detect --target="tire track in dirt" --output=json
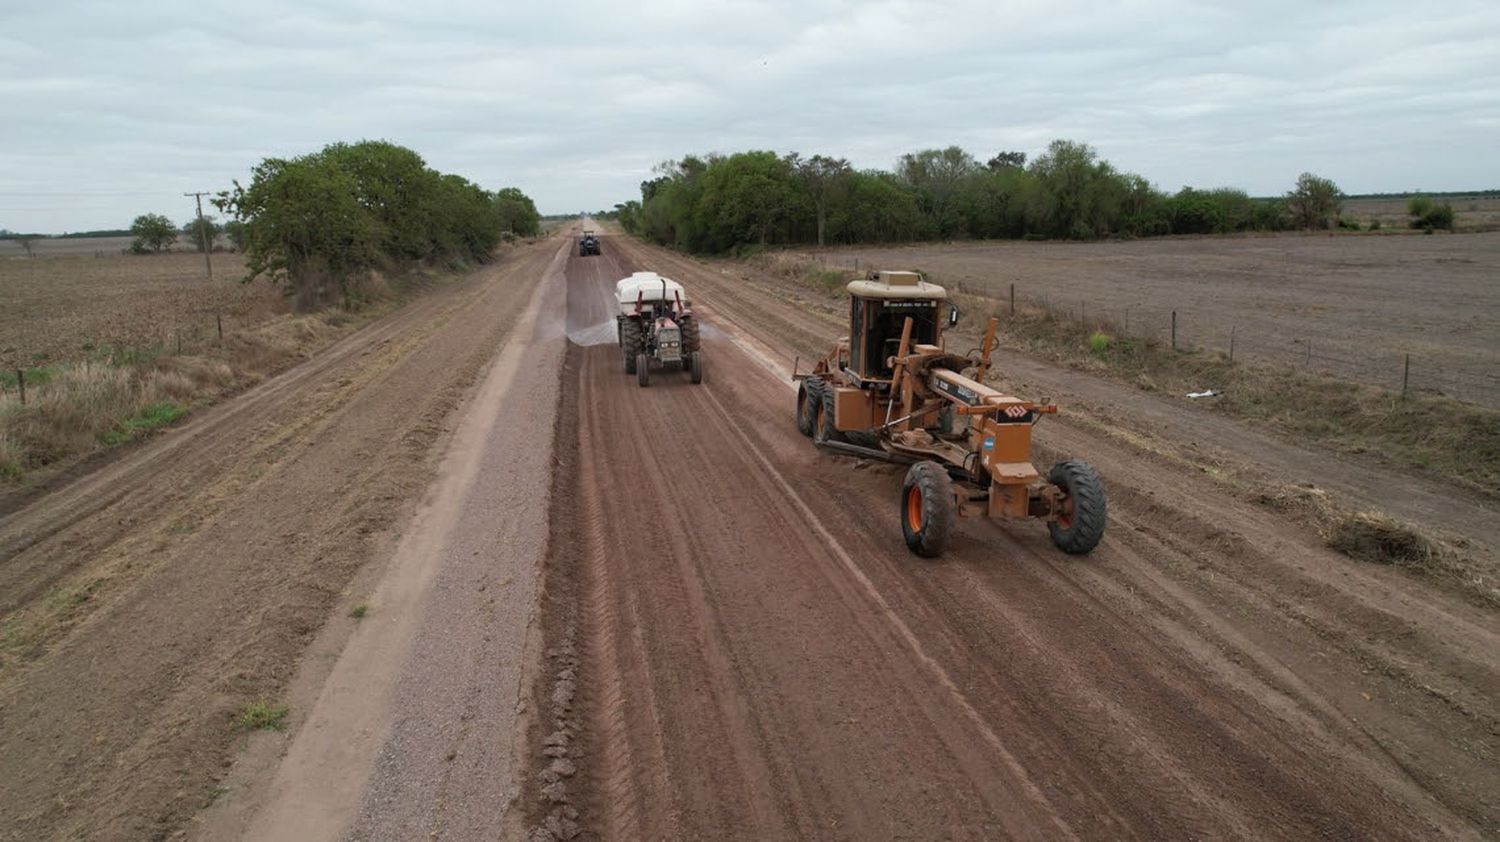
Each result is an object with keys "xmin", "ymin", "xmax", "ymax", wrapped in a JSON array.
[
  {"xmin": 518, "ymin": 233, "xmax": 1494, "ymax": 839},
  {"xmin": 0, "ymin": 239, "xmax": 563, "ymax": 841}
]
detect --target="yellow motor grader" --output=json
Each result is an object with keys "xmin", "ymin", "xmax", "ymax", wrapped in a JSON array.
[{"xmin": 795, "ymin": 271, "xmax": 1105, "ymax": 557}]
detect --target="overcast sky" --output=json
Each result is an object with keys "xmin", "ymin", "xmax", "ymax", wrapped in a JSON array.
[{"xmin": 2, "ymin": 0, "xmax": 1497, "ymax": 233}]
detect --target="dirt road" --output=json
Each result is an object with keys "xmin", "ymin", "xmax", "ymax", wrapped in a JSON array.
[
  {"xmin": 3, "ymin": 225, "xmax": 1496, "ymax": 840},
  {"xmin": 523, "ymin": 234, "xmax": 1499, "ymax": 839},
  {"xmin": 0, "ymin": 235, "xmax": 567, "ymax": 840}
]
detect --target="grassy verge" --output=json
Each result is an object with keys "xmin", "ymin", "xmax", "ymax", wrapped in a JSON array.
[
  {"xmin": 967, "ymin": 294, "xmax": 1499, "ymax": 497},
  {"xmin": 0, "ymin": 307, "xmax": 379, "ymax": 482}
]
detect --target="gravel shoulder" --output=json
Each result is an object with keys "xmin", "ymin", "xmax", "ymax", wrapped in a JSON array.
[{"xmin": 0, "ymin": 236, "xmax": 565, "ymax": 840}]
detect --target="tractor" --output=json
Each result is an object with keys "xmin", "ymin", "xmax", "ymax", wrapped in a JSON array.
[
  {"xmin": 794, "ymin": 270, "xmax": 1105, "ymax": 557},
  {"xmin": 616, "ymin": 272, "xmax": 704, "ymax": 387},
  {"xmin": 579, "ymin": 230, "xmax": 601, "ymax": 257}
]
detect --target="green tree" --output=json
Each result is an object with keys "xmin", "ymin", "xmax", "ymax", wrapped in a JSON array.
[
  {"xmin": 494, "ymin": 187, "xmax": 541, "ymax": 236},
  {"xmin": 1285, "ymin": 172, "xmax": 1343, "ymax": 230},
  {"xmin": 985, "ymin": 151, "xmax": 1027, "ymax": 171},
  {"xmin": 790, "ymin": 153, "xmax": 852, "ymax": 246},
  {"xmin": 216, "ymin": 155, "xmax": 383, "ymax": 309},
  {"xmin": 694, "ymin": 151, "xmax": 807, "ymax": 250},
  {"xmin": 181, "ymin": 215, "xmax": 220, "ymax": 252},
  {"xmin": 130, "ymin": 213, "xmax": 177, "ymax": 253},
  {"xmin": 1025, "ymin": 140, "xmax": 1127, "ymax": 238},
  {"xmin": 896, "ymin": 146, "xmax": 980, "ymax": 237},
  {"xmin": 222, "ymin": 219, "xmax": 247, "ymax": 251}
]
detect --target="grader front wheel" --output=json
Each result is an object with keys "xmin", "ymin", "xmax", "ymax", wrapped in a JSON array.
[
  {"xmin": 796, "ymin": 381, "xmax": 821, "ymax": 437},
  {"xmin": 901, "ymin": 461, "xmax": 954, "ymax": 557},
  {"xmin": 1046, "ymin": 459, "xmax": 1106, "ymax": 555}
]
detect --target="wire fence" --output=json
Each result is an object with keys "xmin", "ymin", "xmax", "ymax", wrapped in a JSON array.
[
  {"xmin": 809, "ymin": 254, "xmax": 1499, "ymax": 408},
  {"xmin": 987, "ymin": 282, "xmax": 1500, "ymax": 408},
  {"xmin": 1, "ymin": 309, "xmax": 249, "ymax": 406}
]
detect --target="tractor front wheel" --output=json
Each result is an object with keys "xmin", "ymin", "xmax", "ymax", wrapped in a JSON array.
[
  {"xmin": 901, "ymin": 461, "xmax": 954, "ymax": 557},
  {"xmin": 689, "ymin": 351, "xmax": 704, "ymax": 384},
  {"xmin": 637, "ymin": 354, "xmax": 651, "ymax": 387},
  {"xmin": 1046, "ymin": 460, "xmax": 1106, "ymax": 555}
]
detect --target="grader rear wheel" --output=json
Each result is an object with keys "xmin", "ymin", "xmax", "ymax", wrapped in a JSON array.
[{"xmin": 901, "ymin": 461, "xmax": 954, "ymax": 557}]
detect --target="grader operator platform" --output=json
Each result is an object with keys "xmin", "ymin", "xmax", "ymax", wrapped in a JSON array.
[{"xmin": 795, "ymin": 270, "xmax": 1106, "ymax": 557}]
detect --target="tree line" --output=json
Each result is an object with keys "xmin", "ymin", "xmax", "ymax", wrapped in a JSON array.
[
  {"xmin": 205, "ymin": 140, "xmax": 540, "ymax": 308},
  {"xmin": 609, "ymin": 141, "xmax": 1365, "ymax": 254}
]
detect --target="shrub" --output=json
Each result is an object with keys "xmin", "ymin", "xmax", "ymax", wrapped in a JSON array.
[
  {"xmin": 1412, "ymin": 202, "xmax": 1455, "ymax": 231},
  {"xmin": 1406, "ymin": 196, "xmax": 1433, "ymax": 217},
  {"xmin": 1089, "ymin": 331, "xmax": 1113, "ymax": 355},
  {"xmin": 1286, "ymin": 173, "xmax": 1343, "ymax": 229}
]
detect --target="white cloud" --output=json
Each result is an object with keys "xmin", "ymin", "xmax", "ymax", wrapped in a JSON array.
[{"xmin": 1, "ymin": 0, "xmax": 1497, "ymax": 231}]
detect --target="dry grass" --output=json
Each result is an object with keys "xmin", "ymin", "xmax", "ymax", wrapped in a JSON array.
[
  {"xmin": 957, "ymin": 291, "xmax": 1500, "ymax": 497},
  {"xmin": 0, "ymin": 250, "xmax": 281, "ymax": 371},
  {"xmin": 0, "ymin": 309, "xmax": 367, "ymax": 482}
]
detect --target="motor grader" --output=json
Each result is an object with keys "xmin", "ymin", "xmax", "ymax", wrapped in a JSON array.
[{"xmin": 794, "ymin": 270, "xmax": 1105, "ymax": 557}]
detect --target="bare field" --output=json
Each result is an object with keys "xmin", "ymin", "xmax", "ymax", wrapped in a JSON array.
[
  {"xmin": 0, "ymin": 249, "xmax": 282, "ymax": 370},
  {"xmin": 795, "ymin": 231, "xmax": 1500, "ymax": 407},
  {"xmin": 1344, "ymin": 195, "xmax": 1500, "ymax": 231}
]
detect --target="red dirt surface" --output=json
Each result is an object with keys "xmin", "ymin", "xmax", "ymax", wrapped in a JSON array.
[
  {"xmin": 2, "ymin": 225, "xmax": 1495, "ymax": 840},
  {"xmin": 522, "ymin": 233, "xmax": 1498, "ymax": 840}
]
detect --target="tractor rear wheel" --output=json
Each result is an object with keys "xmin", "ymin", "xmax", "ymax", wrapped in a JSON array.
[
  {"xmin": 689, "ymin": 351, "xmax": 704, "ymax": 384},
  {"xmin": 796, "ymin": 380, "xmax": 821, "ymax": 437},
  {"xmin": 622, "ymin": 320, "xmax": 642, "ymax": 374},
  {"xmin": 681, "ymin": 317, "xmax": 701, "ymax": 353},
  {"xmin": 901, "ymin": 461, "xmax": 954, "ymax": 557},
  {"xmin": 1045, "ymin": 460, "xmax": 1106, "ymax": 554},
  {"xmin": 637, "ymin": 354, "xmax": 650, "ymax": 387},
  {"xmin": 813, "ymin": 384, "xmax": 845, "ymax": 443}
]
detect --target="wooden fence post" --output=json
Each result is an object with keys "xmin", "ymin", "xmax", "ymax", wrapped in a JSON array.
[
  {"xmin": 1171, "ymin": 311, "xmax": 1177, "ymax": 351},
  {"xmin": 16, "ymin": 369, "xmax": 25, "ymax": 406},
  {"xmin": 216, "ymin": 314, "xmax": 224, "ymax": 341},
  {"xmin": 1402, "ymin": 353, "xmax": 1410, "ymax": 399},
  {"xmin": 1009, "ymin": 283, "xmax": 1015, "ymax": 316},
  {"xmin": 1229, "ymin": 325, "xmax": 1236, "ymax": 362}
]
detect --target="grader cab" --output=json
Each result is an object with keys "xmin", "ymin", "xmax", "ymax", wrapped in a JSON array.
[{"xmin": 795, "ymin": 270, "xmax": 1105, "ymax": 557}]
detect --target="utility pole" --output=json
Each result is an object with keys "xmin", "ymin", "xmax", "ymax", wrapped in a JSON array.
[{"xmin": 184, "ymin": 191, "xmax": 213, "ymax": 280}]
